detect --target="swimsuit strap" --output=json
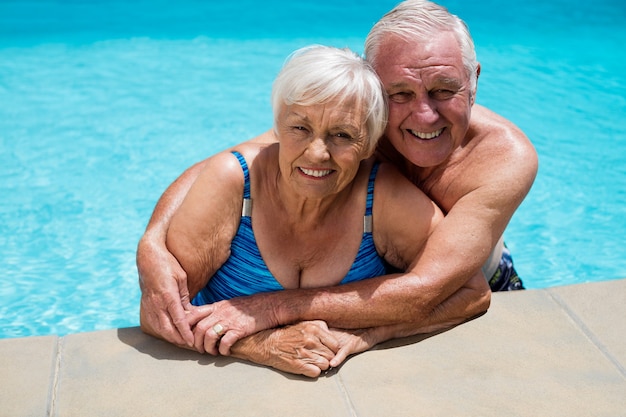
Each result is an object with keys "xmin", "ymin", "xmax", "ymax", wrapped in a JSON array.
[
  {"xmin": 365, "ymin": 162, "xmax": 379, "ymax": 215},
  {"xmin": 230, "ymin": 151, "xmax": 378, "ymax": 227},
  {"xmin": 231, "ymin": 151, "xmax": 251, "ymax": 198},
  {"xmin": 363, "ymin": 162, "xmax": 380, "ymax": 233},
  {"xmin": 231, "ymin": 151, "xmax": 252, "ymax": 217}
]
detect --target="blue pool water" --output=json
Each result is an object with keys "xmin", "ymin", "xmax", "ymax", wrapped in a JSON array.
[{"xmin": 1, "ymin": 0, "xmax": 625, "ymax": 338}]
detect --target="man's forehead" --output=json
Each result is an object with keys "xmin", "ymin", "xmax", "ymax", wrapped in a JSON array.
[
  {"xmin": 378, "ymin": 33, "xmax": 463, "ymax": 61},
  {"xmin": 381, "ymin": 63, "xmax": 467, "ymax": 85}
]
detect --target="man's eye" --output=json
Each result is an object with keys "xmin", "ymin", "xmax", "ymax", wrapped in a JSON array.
[
  {"xmin": 389, "ymin": 92, "xmax": 412, "ymax": 103},
  {"xmin": 431, "ymin": 89, "xmax": 455, "ymax": 99}
]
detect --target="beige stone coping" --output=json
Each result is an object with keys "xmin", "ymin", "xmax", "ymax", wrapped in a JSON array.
[{"xmin": 2, "ymin": 278, "xmax": 625, "ymax": 416}]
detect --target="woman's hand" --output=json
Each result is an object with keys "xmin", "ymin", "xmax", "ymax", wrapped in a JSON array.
[{"xmin": 230, "ymin": 321, "xmax": 340, "ymax": 378}]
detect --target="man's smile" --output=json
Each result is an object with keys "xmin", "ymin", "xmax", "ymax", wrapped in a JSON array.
[{"xmin": 407, "ymin": 127, "xmax": 444, "ymax": 140}]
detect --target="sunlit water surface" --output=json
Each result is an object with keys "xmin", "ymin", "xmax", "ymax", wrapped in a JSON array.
[{"xmin": 1, "ymin": 0, "xmax": 625, "ymax": 337}]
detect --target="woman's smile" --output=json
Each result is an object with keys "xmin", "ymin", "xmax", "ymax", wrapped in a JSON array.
[{"xmin": 298, "ymin": 167, "xmax": 335, "ymax": 178}]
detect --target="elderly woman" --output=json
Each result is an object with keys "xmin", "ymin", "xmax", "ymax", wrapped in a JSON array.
[{"xmin": 141, "ymin": 45, "xmax": 443, "ymax": 376}]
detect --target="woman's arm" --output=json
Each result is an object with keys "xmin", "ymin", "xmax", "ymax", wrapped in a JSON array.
[{"xmin": 166, "ymin": 152, "xmax": 246, "ymax": 296}]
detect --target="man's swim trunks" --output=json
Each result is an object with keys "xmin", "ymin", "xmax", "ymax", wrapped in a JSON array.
[{"xmin": 488, "ymin": 244, "xmax": 525, "ymax": 291}]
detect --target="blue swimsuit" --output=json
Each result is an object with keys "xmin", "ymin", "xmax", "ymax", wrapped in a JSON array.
[{"xmin": 192, "ymin": 151, "xmax": 387, "ymax": 305}]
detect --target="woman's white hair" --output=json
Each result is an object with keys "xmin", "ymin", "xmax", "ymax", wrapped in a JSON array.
[
  {"xmin": 272, "ymin": 45, "xmax": 387, "ymax": 154},
  {"xmin": 365, "ymin": 0, "xmax": 479, "ymax": 92}
]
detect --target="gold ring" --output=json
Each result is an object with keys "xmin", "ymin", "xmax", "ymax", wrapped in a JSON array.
[{"xmin": 212, "ymin": 323, "xmax": 225, "ymax": 336}]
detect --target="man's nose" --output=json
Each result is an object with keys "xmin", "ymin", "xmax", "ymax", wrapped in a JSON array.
[{"xmin": 410, "ymin": 97, "xmax": 438, "ymax": 124}]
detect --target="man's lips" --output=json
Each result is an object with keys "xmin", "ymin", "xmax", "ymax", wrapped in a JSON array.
[{"xmin": 407, "ymin": 127, "xmax": 444, "ymax": 139}]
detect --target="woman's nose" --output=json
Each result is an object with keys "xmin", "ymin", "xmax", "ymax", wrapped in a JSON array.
[{"xmin": 306, "ymin": 137, "xmax": 330, "ymax": 161}]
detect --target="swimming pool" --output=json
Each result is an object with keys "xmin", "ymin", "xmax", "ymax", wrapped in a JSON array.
[{"xmin": 1, "ymin": 0, "xmax": 625, "ymax": 338}]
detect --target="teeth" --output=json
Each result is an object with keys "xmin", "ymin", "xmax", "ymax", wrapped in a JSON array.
[
  {"xmin": 300, "ymin": 168, "xmax": 332, "ymax": 178},
  {"xmin": 409, "ymin": 128, "xmax": 444, "ymax": 139}
]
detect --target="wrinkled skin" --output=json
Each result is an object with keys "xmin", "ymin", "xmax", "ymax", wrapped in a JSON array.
[{"xmin": 229, "ymin": 321, "xmax": 377, "ymax": 378}]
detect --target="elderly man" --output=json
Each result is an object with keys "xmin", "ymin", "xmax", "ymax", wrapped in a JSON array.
[{"xmin": 137, "ymin": 0, "xmax": 537, "ymax": 373}]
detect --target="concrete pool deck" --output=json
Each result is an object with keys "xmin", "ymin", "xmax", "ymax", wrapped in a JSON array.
[{"xmin": 2, "ymin": 278, "xmax": 625, "ymax": 417}]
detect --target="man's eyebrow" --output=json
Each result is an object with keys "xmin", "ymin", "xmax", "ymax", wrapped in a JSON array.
[
  {"xmin": 436, "ymin": 77, "xmax": 463, "ymax": 87},
  {"xmin": 387, "ymin": 82, "xmax": 410, "ymax": 89}
]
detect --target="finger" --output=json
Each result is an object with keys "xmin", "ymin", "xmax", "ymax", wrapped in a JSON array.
[
  {"xmin": 168, "ymin": 303, "xmax": 194, "ymax": 347},
  {"xmin": 151, "ymin": 315, "xmax": 185, "ymax": 346},
  {"xmin": 158, "ymin": 316, "xmax": 186, "ymax": 346},
  {"xmin": 186, "ymin": 305, "xmax": 214, "ymax": 327},
  {"xmin": 202, "ymin": 323, "xmax": 226, "ymax": 356},
  {"xmin": 295, "ymin": 353, "xmax": 330, "ymax": 378},
  {"xmin": 302, "ymin": 337, "xmax": 337, "ymax": 361},
  {"xmin": 218, "ymin": 330, "xmax": 239, "ymax": 356},
  {"xmin": 300, "ymin": 364, "xmax": 323, "ymax": 378},
  {"xmin": 316, "ymin": 330, "xmax": 340, "ymax": 354},
  {"xmin": 191, "ymin": 325, "xmax": 206, "ymax": 354},
  {"xmin": 140, "ymin": 299, "xmax": 185, "ymax": 346},
  {"xmin": 330, "ymin": 346, "xmax": 350, "ymax": 368},
  {"xmin": 191, "ymin": 318, "xmax": 217, "ymax": 354},
  {"xmin": 308, "ymin": 320, "xmax": 330, "ymax": 331},
  {"xmin": 308, "ymin": 355, "xmax": 333, "ymax": 377},
  {"xmin": 177, "ymin": 273, "xmax": 192, "ymax": 306}
]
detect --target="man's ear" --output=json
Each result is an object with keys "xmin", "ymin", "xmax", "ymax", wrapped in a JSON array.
[{"xmin": 471, "ymin": 63, "xmax": 481, "ymax": 106}]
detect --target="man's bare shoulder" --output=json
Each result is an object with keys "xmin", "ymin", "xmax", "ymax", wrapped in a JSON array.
[
  {"xmin": 466, "ymin": 104, "xmax": 537, "ymax": 172},
  {"xmin": 469, "ymin": 105, "xmax": 533, "ymax": 152},
  {"xmin": 432, "ymin": 104, "xmax": 537, "ymax": 210}
]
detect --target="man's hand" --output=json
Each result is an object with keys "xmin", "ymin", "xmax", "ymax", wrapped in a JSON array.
[
  {"xmin": 186, "ymin": 293, "xmax": 282, "ymax": 355},
  {"xmin": 138, "ymin": 236, "xmax": 194, "ymax": 348},
  {"xmin": 328, "ymin": 327, "xmax": 382, "ymax": 368}
]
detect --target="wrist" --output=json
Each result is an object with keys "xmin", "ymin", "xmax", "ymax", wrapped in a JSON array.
[{"xmin": 268, "ymin": 290, "xmax": 304, "ymax": 327}]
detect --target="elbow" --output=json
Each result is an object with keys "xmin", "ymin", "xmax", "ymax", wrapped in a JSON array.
[
  {"xmin": 477, "ymin": 285, "xmax": 491, "ymax": 316},
  {"xmin": 469, "ymin": 281, "xmax": 491, "ymax": 322}
]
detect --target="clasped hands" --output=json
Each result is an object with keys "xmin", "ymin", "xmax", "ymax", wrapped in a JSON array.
[{"xmin": 182, "ymin": 298, "xmax": 378, "ymax": 378}]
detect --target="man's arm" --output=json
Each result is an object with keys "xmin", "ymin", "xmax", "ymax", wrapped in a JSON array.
[
  {"xmin": 329, "ymin": 266, "xmax": 489, "ymax": 367},
  {"xmin": 188, "ymin": 162, "xmax": 498, "ymax": 354},
  {"xmin": 271, "ymin": 105, "xmax": 537, "ymax": 329},
  {"xmin": 187, "ymin": 110, "xmax": 536, "ymax": 355},
  {"xmin": 193, "ymin": 242, "xmax": 492, "ymax": 354},
  {"xmin": 138, "ymin": 130, "xmax": 277, "ymax": 346},
  {"xmin": 137, "ymin": 159, "xmax": 208, "ymax": 347}
]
